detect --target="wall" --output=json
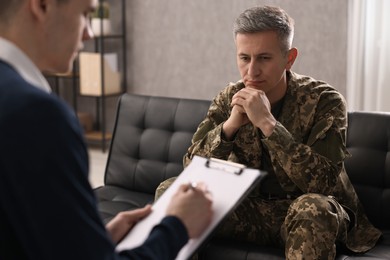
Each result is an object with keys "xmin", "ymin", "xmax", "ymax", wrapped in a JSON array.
[
  {"xmin": 119, "ymin": 0, "xmax": 348, "ymax": 100},
  {"xmin": 63, "ymin": 0, "xmax": 347, "ymax": 134}
]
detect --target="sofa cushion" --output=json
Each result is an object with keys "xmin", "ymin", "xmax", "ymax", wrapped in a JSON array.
[
  {"xmin": 345, "ymin": 112, "xmax": 390, "ymax": 230},
  {"xmin": 199, "ymin": 233, "xmax": 390, "ymax": 259},
  {"xmin": 95, "ymin": 94, "xmax": 390, "ymax": 259},
  {"xmin": 95, "ymin": 185, "xmax": 154, "ymax": 223},
  {"xmin": 95, "ymin": 94, "xmax": 210, "ymax": 222}
]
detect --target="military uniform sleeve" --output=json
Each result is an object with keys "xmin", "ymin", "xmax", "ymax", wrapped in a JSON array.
[
  {"xmin": 119, "ymin": 216, "xmax": 188, "ymax": 260},
  {"xmin": 262, "ymin": 89, "xmax": 349, "ymax": 194},
  {"xmin": 184, "ymin": 84, "xmax": 241, "ymax": 167}
]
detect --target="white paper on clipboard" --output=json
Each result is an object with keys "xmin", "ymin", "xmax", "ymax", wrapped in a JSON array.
[{"xmin": 116, "ymin": 155, "xmax": 267, "ymax": 259}]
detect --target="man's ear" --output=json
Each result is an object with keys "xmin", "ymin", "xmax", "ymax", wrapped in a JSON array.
[
  {"xmin": 29, "ymin": 0, "xmax": 49, "ymax": 21},
  {"xmin": 286, "ymin": 47, "xmax": 298, "ymax": 70}
]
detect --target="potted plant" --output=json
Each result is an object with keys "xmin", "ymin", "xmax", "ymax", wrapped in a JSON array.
[{"xmin": 91, "ymin": 1, "xmax": 111, "ymax": 36}]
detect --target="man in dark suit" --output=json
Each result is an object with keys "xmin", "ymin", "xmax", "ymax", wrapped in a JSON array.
[{"xmin": 0, "ymin": 0, "xmax": 213, "ymax": 259}]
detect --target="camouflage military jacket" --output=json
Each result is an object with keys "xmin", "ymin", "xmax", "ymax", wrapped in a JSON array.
[{"xmin": 184, "ymin": 71, "xmax": 381, "ymax": 253}]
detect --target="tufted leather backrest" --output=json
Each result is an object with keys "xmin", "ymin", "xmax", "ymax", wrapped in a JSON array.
[
  {"xmin": 104, "ymin": 93, "xmax": 210, "ymax": 194},
  {"xmin": 345, "ymin": 111, "xmax": 390, "ymax": 230},
  {"xmin": 104, "ymin": 95, "xmax": 390, "ymax": 230}
]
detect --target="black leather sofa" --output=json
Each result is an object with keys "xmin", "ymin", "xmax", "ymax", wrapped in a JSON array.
[{"xmin": 95, "ymin": 93, "xmax": 390, "ymax": 259}]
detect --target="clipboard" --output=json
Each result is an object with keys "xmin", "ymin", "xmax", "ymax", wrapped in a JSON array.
[{"xmin": 116, "ymin": 155, "xmax": 267, "ymax": 259}]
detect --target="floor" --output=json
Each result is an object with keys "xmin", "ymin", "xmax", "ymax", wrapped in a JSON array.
[{"xmin": 88, "ymin": 148, "xmax": 108, "ymax": 188}]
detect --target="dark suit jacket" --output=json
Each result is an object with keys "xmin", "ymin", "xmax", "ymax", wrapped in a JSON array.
[{"xmin": 0, "ymin": 60, "xmax": 188, "ymax": 259}]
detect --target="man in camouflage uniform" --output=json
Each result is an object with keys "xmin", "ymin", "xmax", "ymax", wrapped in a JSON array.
[{"xmin": 156, "ymin": 6, "xmax": 381, "ymax": 259}]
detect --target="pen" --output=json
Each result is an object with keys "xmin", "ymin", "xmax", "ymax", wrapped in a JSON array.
[{"xmin": 189, "ymin": 182, "xmax": 198, "ymax": 190}]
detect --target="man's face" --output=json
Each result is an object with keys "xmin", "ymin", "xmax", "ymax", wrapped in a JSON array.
[
  {"xmin": 42, "ymin": 0, "xmax": 97, "ymax": 73},
  {"xmin": 235, "ymin": 31, "xmax": 293, "ymax": 103}
]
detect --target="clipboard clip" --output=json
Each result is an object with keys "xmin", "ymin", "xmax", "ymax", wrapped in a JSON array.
[{"xmin": 205, "ymin": 158, "xmax": 246, "ymax": 175}]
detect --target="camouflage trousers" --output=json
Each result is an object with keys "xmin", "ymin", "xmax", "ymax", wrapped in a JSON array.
[{"xmin": 156, "ymin": 178, "xmax": 350, "ymax": 260}]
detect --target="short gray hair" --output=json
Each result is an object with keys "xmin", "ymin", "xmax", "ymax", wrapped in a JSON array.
[
  {"xmin": 0, "ymin": 0, "xmax": 23, "ymax": 23},
  {"xmin": 233, "ymin": 6, "xmax": 295, "ymax": 54},
  {"xmin": 0, "ymin": 0, "xmax": 69, "ymax": 24}
]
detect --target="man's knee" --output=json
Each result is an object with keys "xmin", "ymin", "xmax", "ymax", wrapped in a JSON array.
[
  {"xmin": 154, "ymin": 177, "xmax": 177, "ymax": 201},
  {"xmin": 281, "ymin": 194, "xmax": 339, "ymax": 259},
  {"xmin": 282, "ymin": 193, "xmax": 345, "ymax": 243},
  {"xmin": 281, "ymin": 193, "xmax": 349, "ymax": 259},
  {"xmin": 287, "ymin": 193, "xmax": 334, "ymax": 218},
  {"xmin": 285, "ymin": 193, "xmax": 349, "ymax": 229}
]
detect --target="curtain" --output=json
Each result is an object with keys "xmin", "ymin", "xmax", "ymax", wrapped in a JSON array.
[{"xmin": 347, "ymin": 0, "xmax": 390, "ymax": 111}]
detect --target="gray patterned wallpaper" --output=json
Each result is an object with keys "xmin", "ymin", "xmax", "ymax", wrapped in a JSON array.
[
  {"xmin": 116, "ymin": 0, "xmax": 347, "ymax": 99},
  {"xmin": 67, "ymin": 0, "xmax": 347, "ymax": 134}
]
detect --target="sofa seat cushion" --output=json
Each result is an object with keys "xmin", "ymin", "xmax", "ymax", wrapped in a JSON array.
[
  {"xmin": 354, "ymin": 230, "xmax": 390, "ymax": 259},
  {"xmin": 200, "ymin": 231, "xmax": 390, "ymax": 260},
  {"xmin": 199, "ymin": 239, "xmax": 284, "ymax": 260},
  {"xmin": 95, "ymin": 185, "xmax": 153, "ymax": 223},
  {"xmin": 94, "ymin": 95, "xmax": 390, "ymax": 259}
]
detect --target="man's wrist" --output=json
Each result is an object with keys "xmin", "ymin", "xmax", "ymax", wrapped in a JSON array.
[
  {"xmin": 258, "ymin": 117, "xmax": 277, "ymax": 137},
  {"xmin": 222, "ymin": 121, "xmax": 239, "ymax": 141}
]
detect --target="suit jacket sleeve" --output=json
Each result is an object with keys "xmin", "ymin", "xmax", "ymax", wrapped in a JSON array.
[{"xmin": 0, "ymin": 88, "xmax": 187, "ymax": 259}]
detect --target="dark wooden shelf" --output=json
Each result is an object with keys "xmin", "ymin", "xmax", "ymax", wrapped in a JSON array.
[
  {"xmin": 43, "ymin": 72, "xmax": 79, "ymax": 78},
  {"xmin": 44, "ymin": 0, "xmax": 127, "ymax": 152},
  {"xmin": 84, "ymin": 131, "xmax": 112, "ymax": 142},
  {"xmin": 94, "ymin": 34, "xmax": 123, "ymax": 39}
]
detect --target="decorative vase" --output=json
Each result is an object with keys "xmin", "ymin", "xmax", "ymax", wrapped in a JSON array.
[{"xmin": 91, "ymin": 18, "xmax": 112, "ymax": 36}]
